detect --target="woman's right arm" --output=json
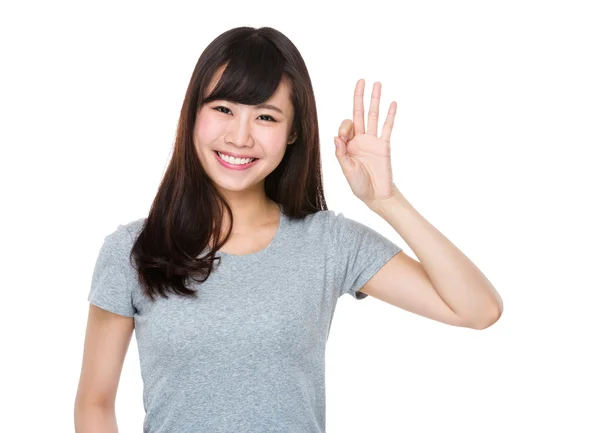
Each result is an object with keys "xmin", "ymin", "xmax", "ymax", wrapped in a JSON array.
[{"xmin": 74, "ymin": 303, "xmax": 134, "ymax": 432}]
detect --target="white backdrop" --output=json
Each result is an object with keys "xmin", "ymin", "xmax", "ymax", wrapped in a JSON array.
[{"xmin": 1, "ymin": 0, "xmax": 598, "ymax": 431}]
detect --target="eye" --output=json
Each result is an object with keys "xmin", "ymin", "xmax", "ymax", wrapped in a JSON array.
[
  {"xmin": 213, "ymin": 106, "xmax": 231, "ymax": 115},
  {"xmin": 212, "ymin": 106, "xmax": 276, "ymax": 122}
]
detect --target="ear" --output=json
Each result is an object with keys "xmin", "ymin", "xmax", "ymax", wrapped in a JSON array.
[{"xmin": 288, "ymin": 130, "xmax": 298, "ymax": 145}]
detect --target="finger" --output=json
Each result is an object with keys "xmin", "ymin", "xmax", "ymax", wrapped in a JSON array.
[
  {"xmin": 366, "ymin": 81, "xmax": 381, "ymax": 136},
  {"xmin": 338, "ymin": 119, "xmax": 353, "ymax": 141},
  {"xmin": 380, "ymin": 101, "xmax": 397, "ymax": 143},
  {"xmin": 344, "ymin": 121, "xmax": 355, "ymax": 142},
  {"xmin": 353, "ymin": 79, "xmax": 365, "ymax": 135}
]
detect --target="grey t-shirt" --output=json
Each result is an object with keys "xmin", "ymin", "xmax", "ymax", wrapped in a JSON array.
[{"xmin": 87, "ymin": 206, "xmax": 402, "ymax": 433}]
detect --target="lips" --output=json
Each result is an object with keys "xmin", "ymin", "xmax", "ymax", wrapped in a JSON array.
[
  {"xmin": 213, "ymin": 150, "xmax": 260, "ymax": 170},
  {"xmin": 215, "ymin": 150, "xmax": 259, "ymax": 160}
]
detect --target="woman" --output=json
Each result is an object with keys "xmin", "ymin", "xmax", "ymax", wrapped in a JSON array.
[{"xmin": 74, "ymin": 26, "xmax": 502, "ymax": 433}]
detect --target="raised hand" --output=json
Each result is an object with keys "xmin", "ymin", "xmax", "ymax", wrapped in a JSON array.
[{"xmin": 334, "ymin": 79, "xmax": 399, "ymax": 209}]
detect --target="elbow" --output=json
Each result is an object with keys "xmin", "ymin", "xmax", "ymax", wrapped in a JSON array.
[
  {"xmin": 473, "ymin": 307, "xmax": 502, "ymax": 330},
  {"xmin": 74, "ymin": 400, "xmax": 118, "ymax": 432}
]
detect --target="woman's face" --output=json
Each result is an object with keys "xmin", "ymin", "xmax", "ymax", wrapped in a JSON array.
[{"xmin": 193, "ymin": 70, "xmax": 296, "ymax": 195}]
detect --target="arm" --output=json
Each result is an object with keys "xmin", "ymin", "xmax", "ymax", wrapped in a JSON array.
[
  {"xmin": 368, "ymin": 188, "xmax": 503, "ymax": 329},
  {"xmin": 74, "ymin": 303, "xmax": 134, "ymax": 432}
]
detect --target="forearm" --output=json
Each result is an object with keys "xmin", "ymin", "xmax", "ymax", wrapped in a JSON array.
[
  {"xmin": 368, "ymin": 187, "xmax": 503, "ymax": 326},
  {"xmin": 74, "ymin": 402, "xmax": 119, "ymax": 433}
]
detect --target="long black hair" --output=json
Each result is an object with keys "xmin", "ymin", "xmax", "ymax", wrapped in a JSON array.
[{"xmin": 130, "ymin": 26, "xmax": 328, "ymax": 302}]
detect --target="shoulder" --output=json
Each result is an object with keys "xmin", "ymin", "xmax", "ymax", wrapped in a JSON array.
[
  {"xmin": 290, "ymin": 209, "xmax": 364, "ymax": 247},
  {"xmin": 321, "ymin": 209, "xmax": 361, "ymax": 233},
  {"xmin": 122, "ymin": 217, "xmax": 146, "ymax": 239},
  {"xmin": 287, "ymin": 209, "xmax": 363, "ymax": 235},
  {"xmin": 100, "ymin": 217, "xmax": 145, "ymax": 251}
]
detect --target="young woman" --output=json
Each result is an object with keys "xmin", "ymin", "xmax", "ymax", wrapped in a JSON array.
[{"xmin": 75, "ymin": 26, "xmax": 502, "ymax": 433}]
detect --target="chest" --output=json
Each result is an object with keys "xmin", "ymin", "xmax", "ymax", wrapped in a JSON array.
[{"xmin": 132, "ymin": 253, "xmax": 338, "ymax": 364}]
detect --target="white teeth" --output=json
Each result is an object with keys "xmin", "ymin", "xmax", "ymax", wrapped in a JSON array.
[{"xmin": 217, "ymin": 151, "xmax": 256, "ymax": 165}]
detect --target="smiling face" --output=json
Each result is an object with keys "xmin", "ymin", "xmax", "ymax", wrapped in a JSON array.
[{"xmin": 193, "ymin": 66, "xmax": 297, "ymax": 196}]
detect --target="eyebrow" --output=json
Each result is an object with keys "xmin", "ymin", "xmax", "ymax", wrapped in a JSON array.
[
  {"xmin": 215, "ymin": 100, "xmax": 285, "ymax": 115},
  {"xmin": 255, "ymin": 103, "xmax": 284, "ymax": 114}
]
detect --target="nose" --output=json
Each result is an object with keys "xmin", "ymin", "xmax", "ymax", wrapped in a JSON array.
[{"xmin": 224, "ymin": 112, "xmax": 253, "ymax": 147}]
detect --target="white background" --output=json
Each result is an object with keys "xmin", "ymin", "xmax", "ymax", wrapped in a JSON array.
[{"xmin": 1, "ymin": 0, "xmax": 598, "ymax": 431}]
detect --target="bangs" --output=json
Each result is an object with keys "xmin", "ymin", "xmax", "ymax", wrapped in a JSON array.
[{"xmin": 201, "ymin": 37, "xmax": 287, "ymax": 107}]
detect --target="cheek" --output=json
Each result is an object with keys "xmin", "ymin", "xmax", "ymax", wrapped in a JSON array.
[
  {"xmin": 194, "ymin": 118, "xmax": 219, "ymax": 143},
  {"xmin": 257, "ymin": 128, "xmax": 289, "ymax": 151}
]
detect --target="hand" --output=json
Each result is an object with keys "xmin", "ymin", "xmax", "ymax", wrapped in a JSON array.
[{"xmin": 334, "ymin": 79, "xmax": 398, "ymax": 209}]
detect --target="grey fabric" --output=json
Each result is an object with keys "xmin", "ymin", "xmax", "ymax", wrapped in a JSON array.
[{"xmin": 88, "ymin": 206, "xmax": 402, "ymax": 432}]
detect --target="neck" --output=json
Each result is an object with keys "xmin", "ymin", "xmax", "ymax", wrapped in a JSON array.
[{"xmin": 219, "ymin": 196, "xmax": 279, "ymax": 235}]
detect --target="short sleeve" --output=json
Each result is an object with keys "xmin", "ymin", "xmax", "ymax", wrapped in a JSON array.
[
  {"xmin": 329, "ymin": 211, "xmax": 402, "ymax": 300},
  {"xmin": 87, "ymin": 224, "xmax": 137, "ymax": 317}
]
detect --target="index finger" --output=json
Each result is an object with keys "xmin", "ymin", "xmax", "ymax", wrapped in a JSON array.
[{"xmin": 353, "ymin": 79, "xmax": 365, "ymax": 135}]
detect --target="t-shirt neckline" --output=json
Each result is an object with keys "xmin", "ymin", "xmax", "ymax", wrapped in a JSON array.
[{"xmin": 217, "ymin": 203, "xmax": 286, "ymax": 260}]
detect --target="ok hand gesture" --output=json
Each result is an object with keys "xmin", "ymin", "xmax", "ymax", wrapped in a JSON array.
[{"xmin": 334, "ymin": 79, "xmax": 399, "ymax": 209}]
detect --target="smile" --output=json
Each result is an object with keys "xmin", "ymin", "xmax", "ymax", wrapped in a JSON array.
[{"xmin": 214, "ymin": 151, "xmax": 260, "ymax": 170}]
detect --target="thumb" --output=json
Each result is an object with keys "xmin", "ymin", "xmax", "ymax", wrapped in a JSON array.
[
  {"xmin": 334, "ymin": 136, "xmax": 354, "ymax": 175},
  {"xmin": 334, "ymin": 136, "xmax": 348, "ymax": 160}
]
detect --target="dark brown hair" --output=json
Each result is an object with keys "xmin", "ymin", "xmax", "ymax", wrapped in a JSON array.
[{"xmin": 130, "ymin": 26, "xmax": 328, "ymax": 302}]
